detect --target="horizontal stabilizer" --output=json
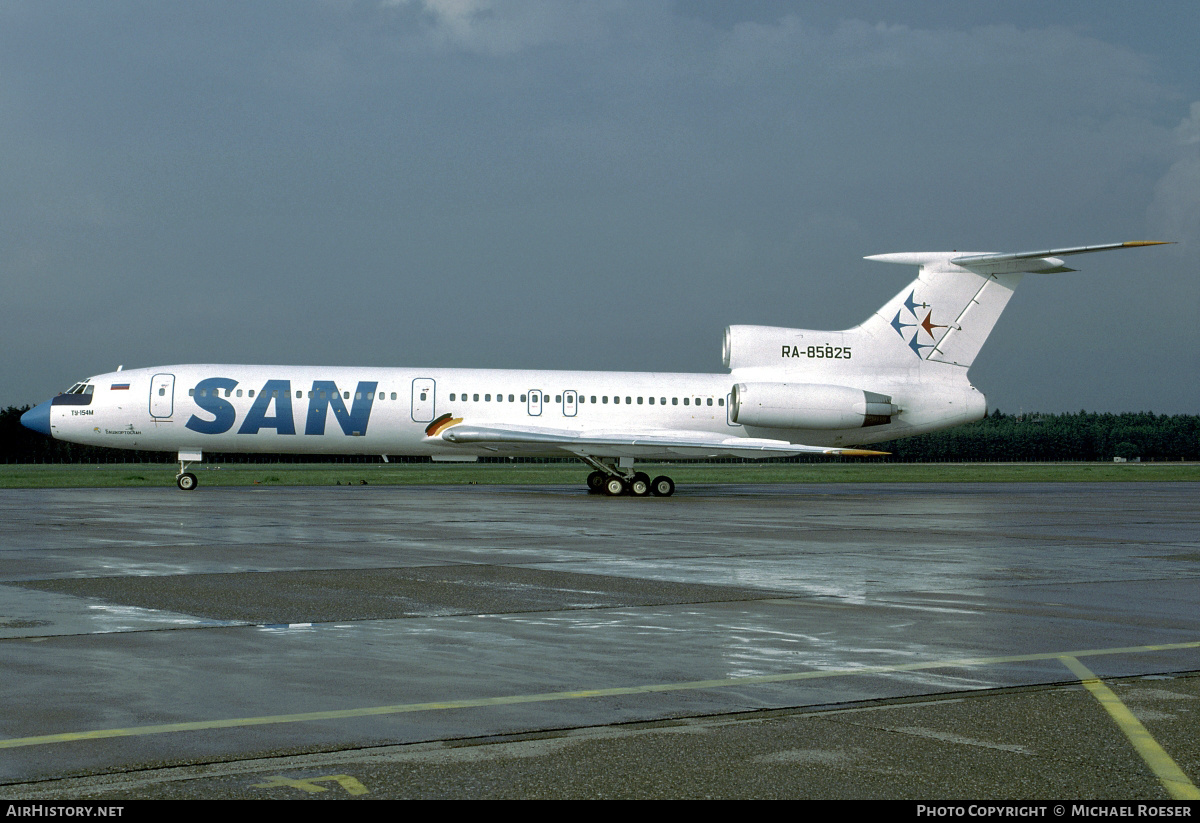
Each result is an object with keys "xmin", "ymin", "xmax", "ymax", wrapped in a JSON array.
[
  {"xmin": 867, "ymin": 241, "xmax": 1171, "ymax": 275},
  {"xmin": 950, "ymin": 241, "xmax": 1172, "ymax": 275}
]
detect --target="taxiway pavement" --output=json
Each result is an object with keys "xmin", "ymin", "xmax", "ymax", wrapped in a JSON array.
[{"xmin": 1, "ymin": 482, "xmax": 1197, "ymax": 799}]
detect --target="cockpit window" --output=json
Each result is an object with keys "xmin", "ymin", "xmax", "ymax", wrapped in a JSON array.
[{"xmin": 63, "ymin": 382, "xmax": 94, "ymax": 395}]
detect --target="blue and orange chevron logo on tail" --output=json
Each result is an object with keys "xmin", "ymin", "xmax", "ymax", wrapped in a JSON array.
[{"xmin": 892, "ymin": 291, "xmax": 951, "ymax": 358}]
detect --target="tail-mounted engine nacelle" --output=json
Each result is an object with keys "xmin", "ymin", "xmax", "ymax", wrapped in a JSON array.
[{"xmin": 730, "ymin": 382, "xmax": 898, "ymax": 429}]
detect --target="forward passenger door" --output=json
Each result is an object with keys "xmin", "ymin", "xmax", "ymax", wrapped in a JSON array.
[{"xmin": 150, "ymin": 373, "xmax": 175, "ymax": 419}]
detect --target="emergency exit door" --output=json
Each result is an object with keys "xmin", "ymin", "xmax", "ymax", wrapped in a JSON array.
[{"xmin": 527, "ymin": 389, "xmax": 543, "ymax": 416}]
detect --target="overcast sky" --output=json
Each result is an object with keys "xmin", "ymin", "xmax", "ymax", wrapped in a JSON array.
[{"xmin": 3, "ymin": 1, "xmax": 1197, "ymax": 414}]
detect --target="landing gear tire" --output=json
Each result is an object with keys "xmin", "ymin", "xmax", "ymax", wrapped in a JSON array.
[
  {"xmin": 650, "ymin": 475, "xmax": 675, "ymax": 497},
  {"xmin": 587, "ymin": 471, "xmax": 606, "ymax": 494},
  {"xmin": 603, "ymin": 476, "xmax": 627, "ymax": 496},
  {"xmin": 629, "ymin": 473, "xmax": 651, "ymax": 497},
  {"xmin": 177, "ymin": 472, "xmax": 198, "ymax": 491}
]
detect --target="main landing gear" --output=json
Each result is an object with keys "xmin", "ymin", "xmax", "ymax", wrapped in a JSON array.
[{"xmin": 582, "ymin": 459, "xmax": 675, "ymax": 497}]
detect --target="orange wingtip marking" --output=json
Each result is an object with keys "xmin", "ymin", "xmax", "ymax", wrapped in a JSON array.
[
  {"xmin": 1121, "ymin": 241, "xmax": 1174, "ymax": 247},
  {"xmin": 832, "ymin": 449, "xmax": 890, "ymax": 457},
  {"xmin": 424, "ymin": 414, "xmax": 463, "ymax": 437}
]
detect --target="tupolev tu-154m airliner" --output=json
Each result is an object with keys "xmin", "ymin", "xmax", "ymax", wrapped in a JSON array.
[{"xmin": 21, "ymin": 241, "xmax": 1169, "ymax": 496}]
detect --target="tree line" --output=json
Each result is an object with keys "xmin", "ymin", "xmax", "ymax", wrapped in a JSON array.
[
  {"xmin": 874, "ymin": 409, "xmax": 1199, "ymax": 462},
  {"xmin": 1, "ymin": 405, "xmax": 1196, "ymax": 464}
]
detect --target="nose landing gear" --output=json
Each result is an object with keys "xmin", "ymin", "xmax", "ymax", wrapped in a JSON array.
[{"xmin": 176, "ymin": 450, "xmax": 202, "ymax": 491}]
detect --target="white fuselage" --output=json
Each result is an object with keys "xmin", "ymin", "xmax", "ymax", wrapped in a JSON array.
[{"xmin": 42, "ymin": 361, "xmax": 983, "ymax": 459}]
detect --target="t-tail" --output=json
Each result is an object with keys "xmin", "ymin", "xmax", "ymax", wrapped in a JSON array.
[
  {"xmin": 722, "ymin": 241, "xmax": 1171, "ymax": 445},
  {"xmin": 726, "ymin": 241, "xmax": 1171, "ymax": 375}
]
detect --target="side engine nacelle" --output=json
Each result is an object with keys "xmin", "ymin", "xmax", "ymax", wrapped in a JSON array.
[{"xmin": 730, "ymin": 382, "xmax": 898, "ymax": 429}]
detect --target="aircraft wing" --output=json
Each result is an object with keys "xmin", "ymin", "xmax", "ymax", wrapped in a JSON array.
[{"xmin": 433, "ymin": 422, "xmax": 887, "ymax": 459}]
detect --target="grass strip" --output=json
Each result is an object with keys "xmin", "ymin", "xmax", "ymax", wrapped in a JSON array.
[{"xmin": 1, "ymin": 461, "xmax": 1198, "ymax": 488}]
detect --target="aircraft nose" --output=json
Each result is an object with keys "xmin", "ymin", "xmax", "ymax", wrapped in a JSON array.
[{"xmin": 21, "ymin": 399, "xmax": 53, "ymax": 437}]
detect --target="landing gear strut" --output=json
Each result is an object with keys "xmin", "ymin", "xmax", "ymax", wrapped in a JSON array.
[
  {"xmin": 580, "ymin": 457, "xmax": 674, "ymax": 497},
  {"xmin": 176, "ymin": 450, "xmax": 201, "ymax": 491}
]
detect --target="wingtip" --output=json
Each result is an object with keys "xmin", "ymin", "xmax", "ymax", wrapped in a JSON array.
[{"xmin": 1122, "ymin": 241, "xmax": 1174, "ymax": 247}]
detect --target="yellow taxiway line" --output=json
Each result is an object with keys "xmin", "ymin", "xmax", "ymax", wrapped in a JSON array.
[
  {"xmin": 1059, "ymin": 655, "xmax": 1199, "ymax": 800},
  {"xmin": 3, "ymin": 639, "xmax": 1197, "ymax": 771}
]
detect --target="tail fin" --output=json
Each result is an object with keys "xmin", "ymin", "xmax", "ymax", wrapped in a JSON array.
[
  {"xmin": 858, "ymin": 241, "xmax": 1172, "ymax": 370},
  {"xmin": 723, "ymin": 242, "xmax": 1169, "ymax": 374}
]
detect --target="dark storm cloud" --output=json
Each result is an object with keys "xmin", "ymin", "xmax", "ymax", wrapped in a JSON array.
[{"xmin": 2, "ymin": 1, "xmax": 1196, "ymax": 412}]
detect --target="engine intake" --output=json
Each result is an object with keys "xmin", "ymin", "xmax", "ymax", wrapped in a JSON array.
[{"xmin": 730, "ymin": 382, "xmax": 897, "ymax": 429}]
